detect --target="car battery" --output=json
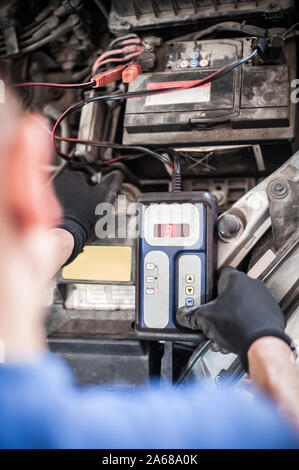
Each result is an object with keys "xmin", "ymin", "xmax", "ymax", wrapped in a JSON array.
[{"xmin": 123, "ymin": 38, "xmax": 293, "ymax": 145}]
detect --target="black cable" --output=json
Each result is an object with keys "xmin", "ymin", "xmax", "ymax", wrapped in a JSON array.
[
  {"xmin": 19, "ymin": 15, "xmax": 79, "ymax": 54},
  {"xmin": 19, "ymin": 20, "xmax": 48, "ymax": 40},
  {"xmin": 57, "ymin": 137, "xmax": 173, "ymax": 168},
  {"xmin": 282, "ymin": 22, "xmax": 299, "ymax": 38},
  {"xmin": 171, "ymin": 153, "xmax": 182, "ymax": 192},
  {"xmin": 161, "ymin": 148, "xmax": 182, "ymax": 192},
  {"xmin": 93, "ymin": 0, "xmax": 109, "ymax": 21},
  {"xmin": 22, "ymin": 0, "xmax": 60, "ymax": 32}
]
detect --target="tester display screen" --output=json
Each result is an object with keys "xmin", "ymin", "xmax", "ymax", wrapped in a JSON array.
[{"xmin": 153, "ymin": 223, "xmax": 190, "ymax": 238}]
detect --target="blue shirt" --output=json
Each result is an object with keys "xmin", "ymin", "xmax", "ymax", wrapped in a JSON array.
[{"xmin": 0, "ymin": 353, "xmax": 298, "ymax": 449}]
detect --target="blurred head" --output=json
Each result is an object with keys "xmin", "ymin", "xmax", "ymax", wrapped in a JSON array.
[
  {"xmin": 0, "ymin": 91, "xmax": 62, "ymax": 359},
  {"xmin": 0, "ymin": 93, "xmax": 61, "ymax": 232}
]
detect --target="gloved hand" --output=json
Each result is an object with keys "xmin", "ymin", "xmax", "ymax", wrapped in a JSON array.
[
  {"xmin": 176, "ymin": 267, "xmax": 291, "ymax": 370},
  {"xmin": 54, "ymin": 170, "xmax": 122, "ymax": 265}
]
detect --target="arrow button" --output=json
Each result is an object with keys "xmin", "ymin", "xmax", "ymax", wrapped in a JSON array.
[{"xmin": 185, "ymin": 286, "xmax": 194, "ymax": 295}]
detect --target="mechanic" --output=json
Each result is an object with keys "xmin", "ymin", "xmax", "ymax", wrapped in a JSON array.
[{"xmin": 0, "ymin": 101, "xmax": 298, "ymax": 449}]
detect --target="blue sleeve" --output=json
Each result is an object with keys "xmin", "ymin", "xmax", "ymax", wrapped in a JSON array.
[{"xmin": 0, "ymin": 353, "xmax": 298, "ymax": 449}]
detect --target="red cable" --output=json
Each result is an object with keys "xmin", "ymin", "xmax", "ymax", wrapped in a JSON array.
[
  {"xmin": 9, "ymin": 80, "xmax": 94, "ymax": 89},
  {"xmin": 92, "ymin": 45, "xmax": 143, "ymax": 74},
  {"xmin": 99, "ymin": 155, "xmax": 131, "ymax": 165},
  {"xmin": 95, "ymin": 49, "xmax": 144, "ymax": 68},
  {"xmin": 121, "ymin": 38, "xmax": 142, "ymax": 46},
  {"xmin": 92, "ymin": 48, "xmax": 124, "ymax": 73},
  {"xmin": 51, "ymin": 103, "xmax": 77, "ymax": 158}
]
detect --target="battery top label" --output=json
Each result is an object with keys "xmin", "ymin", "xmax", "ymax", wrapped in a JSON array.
[{"xmin": 145, "ymin": 80, "xmax": 211, "ymax": 106}]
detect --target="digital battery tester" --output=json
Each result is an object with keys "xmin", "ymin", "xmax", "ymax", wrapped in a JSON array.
[{"xmin": 136, "ymin": 191, "xmax": 217, "ymax": 341}]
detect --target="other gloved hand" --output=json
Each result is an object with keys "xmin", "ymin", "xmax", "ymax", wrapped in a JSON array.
[
  {"xmin": 54, "ymin": 170, "xmax": 122, "ymax": 265},
  {"xmin": 176, "ymin": 267, "xmax": 291, "ymax": 370}
]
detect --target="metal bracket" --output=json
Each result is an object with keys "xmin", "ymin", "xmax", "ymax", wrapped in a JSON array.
[
  {"xmin": 267, "ymin": 179, "xmax": 299, "ymax": 253},
  {"xmin": 217, "ymin": 151, "xmax": 299, "ymax": 269}
]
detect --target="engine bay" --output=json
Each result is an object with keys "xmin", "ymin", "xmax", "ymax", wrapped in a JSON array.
[{"xmin": 1, "ymin": 0, "xmax": 298, "ymax": 387}]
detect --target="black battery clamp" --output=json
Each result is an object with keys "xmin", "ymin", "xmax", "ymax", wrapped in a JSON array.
[{"xmin": 135, "ymin": 191, "xmax": 218, "ymax": 342}]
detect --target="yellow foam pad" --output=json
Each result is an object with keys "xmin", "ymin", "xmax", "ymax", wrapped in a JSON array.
[{"xmin": 62, "ymin": 245, "xmax": 132, "ymax": 282}]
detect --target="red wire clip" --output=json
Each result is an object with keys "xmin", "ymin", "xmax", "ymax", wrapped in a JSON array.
[
  {"xmin": 92, "ymin": 65, "xmax": 126, "ymax": 88},
  {"xmin": 122, "ymin": 63, "xmax": 142, "ymax": 83}
]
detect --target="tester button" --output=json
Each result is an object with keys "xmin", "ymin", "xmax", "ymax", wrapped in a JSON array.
[{"xmin": 185, "ymin": 286, "xmax": 194, "ymax": 295}]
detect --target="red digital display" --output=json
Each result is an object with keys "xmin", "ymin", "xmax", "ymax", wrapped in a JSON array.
[
  {"xmin": 154, "ymin": 223, "xmax": 190, "ymax": 238},
  {"xmin": 163, "ymin": 224, "xmax": 174, "ymax": 238}
]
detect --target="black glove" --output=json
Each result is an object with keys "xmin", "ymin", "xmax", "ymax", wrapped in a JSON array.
[
  {"xmin": 54, "ymin": 170, "xmax": 122, "ymax": 265},
  {"xmin": 176, "ymin": 267, "xmax": 291, "ymax": 371}
]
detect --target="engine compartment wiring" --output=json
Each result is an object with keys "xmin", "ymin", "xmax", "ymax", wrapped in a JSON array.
[
  {"xmin": 9, "ymin": 46, "xmax": 259, "ymax": 190},
  {"xmin": 50, "ymin": 48, "xmax": 258, "ymax": 165}
]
